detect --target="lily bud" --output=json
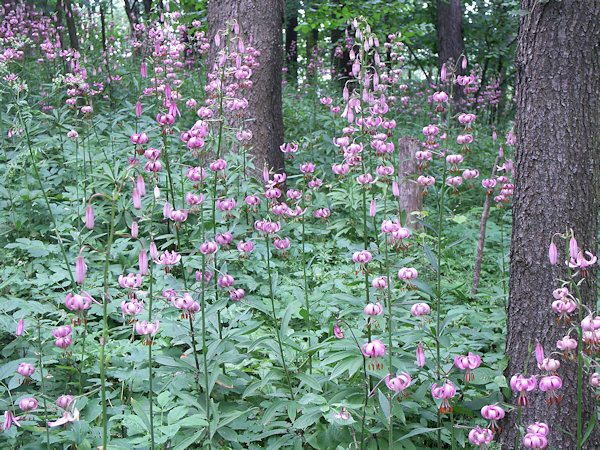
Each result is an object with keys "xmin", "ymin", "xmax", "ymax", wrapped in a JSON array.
[
  {"xmin": 131, "ymin": 221, "xmax": 139, "ymax": 238},
  {"xmin": 392, "ymin": 181, "xmax": 400, "ymax": 197},
  {"xmin": 548, "ymin": 242, "xmax": 557, "ymax": 265},
  {"xmin": 139, "ymin": 249, "xmax": 148, "ymax": 276},
  {"xmin": 133, "ymin": 187, "xmax": 141, "ymax": 210},
  {"xmin": 76, "ymin": 255, "xmax": 86, "ymax": 284},
  {"xmin": 416, "ymin": 343, "xmax": 425, "ymax": 367},
  {"xmin": 149, "ymin": 241, "xmax": 158, "ymax": 260},
  {"xmin": 16, "ymin": 318, "xmax": 25, "ymax": 336},
  {"xmin": 137, "ymin": 175, "xmax": 146, "ymax": 197},
  {"xmin": 85, "ymin": 204, "xmax": 94, "ymax": 230}
]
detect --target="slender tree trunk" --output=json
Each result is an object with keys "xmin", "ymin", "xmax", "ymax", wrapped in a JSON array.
[
  {"xmin": 471, "ymin": 154, "xmax": 501, "ymax": 295},
  {"xmin": 284, "ymin": 0, "xmax": 298, "ymax": 85},
  {"xmin": 207, "ymin": 0, "xmax": 285, "ymax": 175},
  {"xmin": 63, "ymin": 0, "xmax": 79, "ymax": 51},
  {"xmin": 437, "ymin": 0, "xmax": 464, "ymax": 103},
  {"xmin": 501, "ymin": 1, "xmax": 600, "ymax": 448}
]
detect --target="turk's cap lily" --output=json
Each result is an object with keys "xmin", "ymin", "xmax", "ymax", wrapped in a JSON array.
[{"xmin": 48, "ymin": 408, "xmax": 79, "ymax": 428}]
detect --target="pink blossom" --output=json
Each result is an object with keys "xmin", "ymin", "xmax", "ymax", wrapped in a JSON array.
[
  {"xmin": 468, "ymin": 427, "xmax": 493, "ymax": 446},
  {"xmin": 230, "ymin": 289, "xmax": 245, "ymax": 301},
  {"xmin": 385, "ymin": 372, "xmax": 411, "ymax": 392},
  {"xmin": 19, "ymin": 398, "xmax": 37, "ymax": 412},
  {"xmin": 361, "ymin": 339, "xmax": 386, "ymax": 369},
  {"xmin": 364, "ymin": 302, "xmax": 383, "ymax": 316},
  {"xmin": 454, "ymin": 352, "xmax": 481, "ymax": 382},
  {"xmin": 2, "ymin": 410, "xmax": 21, "ymax": 431},
  {"xmin": 200, "ymin": 241, "xmax": 219, "ymax": 255},
  {"xmin": 523, "ymin": 433, "xmax": 547, "ymax": 448},
  {"xmin": 334, "ymin": 322, "xmax": 344, "ymax": 339},
  {"xmin": 431, "ymin": 381, "xmax": 456, "ymax": 413},
  {"xmin": 237, "ymin": 240, "xmax": 254, "ymax": 253},
  {"xmin": 48, "ymin": 408, "xmax": 79, "ymax": 428},
  {"xmin": 17, "ymin": 363, "xmax": 34, "ymax": 377},
  {"xmin": 510, "ymin": 374, "xmax": 537, "ymax": 406},
  {"xmin": 215, "ymin": 233, "xmax": 233, "ymax": 246},
  {"xmin": 539, "ymin": 375, "xmax": 562, "ymax": 404}
]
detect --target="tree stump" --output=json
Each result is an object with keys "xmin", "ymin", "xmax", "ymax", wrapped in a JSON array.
[{"xmin": 397, "ymin": 136, "xmax": 422, "ymax": 230}]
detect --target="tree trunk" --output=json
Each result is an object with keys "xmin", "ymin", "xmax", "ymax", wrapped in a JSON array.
[
  {"xmin": 207, "ymin": 0, "xmax": 285, "ymax": 175},
  {"xmin": 55, "ymin": 0, "xmax": 65, "ymax": 50},
  {"xmin": 143, "ymin": 0, "xmax": 152, "ymax": 16},
  {"xmin": 305, "ymin": 27, "xmax": 319, "ymax": 84},
  {"xmin": 437, "ymin": 0, "xmax": 464, "ymax": 104},
  {"xmin": 284, "ymin": 0, "xmax": 298, "ymax": 85},
  {"xmin": 124, "ymin": 0, "xmax": 139, "ymax": 31},
  {"xmin": 501, "ymin": 1, "xmax": 600, "ymax": 448},
  {"xmin": 62, "ymin": 0, "xmax": 79, "ymax": 51},
  {"xmin": 397, "ymin": 137, "xmax": 422, "ymax": 230}
]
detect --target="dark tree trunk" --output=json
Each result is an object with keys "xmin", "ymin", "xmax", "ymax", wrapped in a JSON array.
[
  {"xmin": 437, "ymin": 0, "xmax": 464, "ymax": 103},
  {"xmin": 331, "ymin": 26, "xmax": 351, "ymax": 91},
  {"xmin": 143, "ymin": 0, "xmax": 152, "ymax": 16},
  {"xmin": 305, "ymin": 27, "xmax": 319, "ymax": 83},
  {"xmin": 124, "ymin": 0, "xmax": 139, "ymax": 31},
  {"xmin": 284, "ymin": 0, "xmax": 298, "ymax": 85},
  {"xmin": 55, "ymin": 0, "xmax": 65, "ymax": 50},
  {"xmin": 501, "ymin": 1, "xmax": 600, "ymax": 449},
  {"xmin": 62, "ymin": 0, "xmax": 79, "ymax": 51},
  {"xmin": 207, "ymin": 0, "xmax": 285, "ymax": 175}
]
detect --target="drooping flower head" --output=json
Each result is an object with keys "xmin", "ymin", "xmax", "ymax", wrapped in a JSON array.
[
  {"xmin": 454, "ymin": 352, "xmax": 481, "ymax": 382},
  {"xmin": 361, "ymin": 339, "xmax": 386, "ymax": 369},
  {"xmin": 431, "ymin": 381, "xmax": 456, "ymax": 413},
  {"xmin": 510, "ymin": 374, "xmax": 537, "ymax": 407}
]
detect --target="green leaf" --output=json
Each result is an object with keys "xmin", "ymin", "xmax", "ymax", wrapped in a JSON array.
[
  {"xmin": 167, "ymin": 405, "xmax": 189, "ymax": 425},
  {"xmin": 582, "ymin": 410, "xmax": 596, "ymax": 444},
  {"xmin": 131, "ymin": 400, "xmax": 150, "ymax": 433},
  {"xmin": 173, "ymin": 428, "xmax": 205, "ymax": 450},
  {"xmin": 378, "ymin": 389, "xmax": 390, "ymax": 421},
  {"xmin": 398, "ymin": 427, "xmax": 441, "ymax": 442},
  {"xmin": 423, "ymin": 243, "xmax": 438, "ymax": 271}
]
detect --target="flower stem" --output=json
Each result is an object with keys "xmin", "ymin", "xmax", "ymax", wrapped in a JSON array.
[
  {"xmin": 18, "ymin": 107, "xmax": 76, "ymax": 288},
  {"xmin": 37, "ymin": 317, "xmax": 50, "ymax": 450},
  {"xmin": 265, "ymin": 236, "xmax": 295, "ymax": 401},
  {"xmin": 99, "ymin": 196, "xmax": 117, "ymax": 450},
  {"xmin": 147, "ymin": 196, "xmax": 156, "ymax": 450}
]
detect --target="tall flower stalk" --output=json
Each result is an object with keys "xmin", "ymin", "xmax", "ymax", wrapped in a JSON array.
[{"xmin": 265, "ymin": 236, "xmax": 295, "ymax": 401}]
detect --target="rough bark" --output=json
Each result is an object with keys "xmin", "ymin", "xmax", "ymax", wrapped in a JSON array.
[
  {"xmin": 284, "ymin": 0, "xmax": 298, "ymax": 85},
  {"xmin": 207, "ymin": 0, "xmax": 285, "ymax": 175},
  {"xmin": 397, "ymin": 137, "xmax": 422, "ymax": 230},
  {"xmin": 437, "ymin": 0, "xmax": 464, "ymax": 104},
  {"xmin": 62, "ymin": 0, "xmax": 79, "ymax": 51},
  {"xmin": 501, "ymin": 1, "xmax": 600, "ymax": 448}
]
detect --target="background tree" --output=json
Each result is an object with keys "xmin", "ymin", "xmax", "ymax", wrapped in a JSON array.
[
  {"xmin": 62, "ymin": 0, "xmax": 79, "ymax": 51},
  {"xmin": 502, "ymin": 0, "xmax": 600, "ymax": 447},
  {"xmin": 437, "ymin": 0, "xmax": 464, "ymax": 103},
  {"xmin": 284, "ymin": 0, "xmax": 299, "ymax": 85},
  {"xmin": 207, "ymin": 0, "xmax": 285, "ymax": 175}
]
